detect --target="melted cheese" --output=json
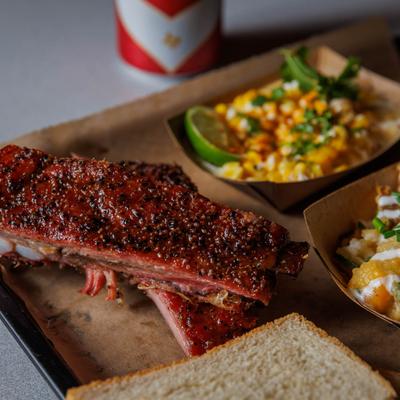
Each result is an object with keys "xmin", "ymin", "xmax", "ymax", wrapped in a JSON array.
[{"xmin": 349, "ymin": 258, "xmax": 400, "ymax": 289}]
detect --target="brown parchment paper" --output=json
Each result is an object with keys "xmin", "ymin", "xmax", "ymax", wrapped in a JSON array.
[{"xmin": 2, "ymin": 18, "xmax": 400, "ymax": 389}]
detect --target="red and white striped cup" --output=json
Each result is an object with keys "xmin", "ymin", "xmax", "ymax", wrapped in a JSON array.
[{"xmin": 115, "ymin": 0, "xmax": 221, "ymax": 75}]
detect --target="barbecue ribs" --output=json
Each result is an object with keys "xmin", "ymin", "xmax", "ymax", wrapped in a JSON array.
[
  {"xmin": 0, "ymin": 145, "xmax": 308, "ymax": 355},
  {"xmin": 0, "ymin": 145, "xmax": 308, "ymax": 307}
]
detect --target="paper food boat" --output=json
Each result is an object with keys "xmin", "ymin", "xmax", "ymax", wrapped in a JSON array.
[
  {"xmin": 166, "ymin": 46, "xmax": 400, "ymax": 210},
  {"xmin": 304, "ymin": 162, "xmax": 400, "ymax": 326}
]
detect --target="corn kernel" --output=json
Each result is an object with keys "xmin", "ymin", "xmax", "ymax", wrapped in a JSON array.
[
  {"xmin": 306, "ymin": 147, "xmax": 337, "ymax": 170},
  {"xmin": 233, "ymin": 90, "xmax": 257, "ymax": 109},
  {"xmin": 339, "ymin": 111, "xmax": 354, "ymax": 125},
  {"xmin": 293, "ymin": 108, "xmax": 304, "ymax": 124},
  {"xmin": 279, "ymin": 145, "xmax": 292, "ymax": 156},
  {"xmin": 262, "ymin": 102, "xmax": 277, "ymax": 116},
  {"xmin": 333, "ymin": 125, "xmax": 348, "ymax": 140},
  {"xmin": 226, "ymin": 107, "xmax": 236, "ymax": 120},
  {"xmin": 276, "ymin": 123, "xmax": 290, "ymax": 140},
  {"xmin": 229, "ymin": 116, "xmax": 242, "ymax": 129},
  {"xmin": 311, "ymin": 163, "xmax": 323, "ymax": 177},
  {"xmin": 294, "ymin": 162, "xmax": 306, "ymax": 174},
  {"xmin": 265, "ymin": 153, "xmax": 278, "ymax": 171},
  {"xmin": 333, "ymin": 164, "xmax": 348, "ymax": 172},
  {"xmin": 352, "ymin": 113, "xmax": 370, "ymax": 129},
  {"xmin": 280, "ymin": 100, "xmax": 295, "ymax": 115},
  {"xmin": 215, "ymin": 103, "xmax": 227, "ymax": 115},
  {"xmin": 243, "ymin": 160, "xmax": 257, "ymax": 175},
  {"xmin": 219, "ymin": 162, "xmax": 243, "ymax": 180},
  {"xmin": 329, "ymin": 98, "xmax": 352, "ymax": 114},
  {"xmin": 260, "ymin": 118, "xmax": 275, "ymax": 130},
  {"xmin": 314, "ymin": 99, "xmax": 328, "ymax": 115},
  {"xmin": 245, "ymin": 151, "xmax": 262, "ymax": 164}
]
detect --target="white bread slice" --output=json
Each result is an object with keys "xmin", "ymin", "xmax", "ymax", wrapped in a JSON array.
[{"xmin": 66, "ymin": 313, "xmax": 395, "ymax": 400}]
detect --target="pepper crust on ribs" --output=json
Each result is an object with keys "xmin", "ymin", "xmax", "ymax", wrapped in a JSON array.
[{"xmin": 0, "ymin": 145, "xmax": 308, "ymax": 306}]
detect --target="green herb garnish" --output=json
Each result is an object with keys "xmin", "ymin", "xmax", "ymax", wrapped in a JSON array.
[
  {"xmin": 251, "ymin": 95, "xmax": 268, "ymax": 106},
  {"xmin": 304, "ymin": 109, "xmax": 316, "ymax": 122},
  {"xmin": 292, "ymin": 123, "xmax": 314, "ymax": 133},
  {"xmin": 373, "ymin": 218, "xmax": 400, "ymax": 242},
  {"xmin": 392, "ymin": 191, "xmax": 400, "ymax": 204},
  {"xmin": 372, "ymin": 217, "xmax": 386, "ymax": 232},
  {"xmin": 383, "ymin": 230, "xmax": 396, "ymax": 239},
  {"xmin": 395, "ymin": 225, "xmax": 400, "ymax": 243},
  {"xmin": 245, "ymin": 116, "xmax": 261, "ymax": 134},
  {"xmin": 288, "ymin": 139, "xmax": 319, "ymax": 156},
  {"xmin": 271, "ymin": 87, "xmax": 285, "ymax": 100},
  {"xmin": 237, "ymin": 113, "xmax": 261, "ymax": 134},
  {"xmin": 280, "ymin": 47, "xmax": 361, "ymax": 100}
]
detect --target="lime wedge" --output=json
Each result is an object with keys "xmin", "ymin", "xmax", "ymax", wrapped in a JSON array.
[{"xmin": 185, "ymin": 106, "xmax": 242, "ymax": 166}]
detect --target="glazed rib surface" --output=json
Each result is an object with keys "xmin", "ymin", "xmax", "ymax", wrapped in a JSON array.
[{"xmin": 0, "ymin": 145, "xmax": 307, "ymax": 303}]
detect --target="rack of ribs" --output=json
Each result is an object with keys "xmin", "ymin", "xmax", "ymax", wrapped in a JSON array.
[{"xmin": 0, "ymin": 145, "xmax": 308, "ymax": 355}]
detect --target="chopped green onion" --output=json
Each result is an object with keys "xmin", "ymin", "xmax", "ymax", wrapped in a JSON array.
[
  {"xmin": 289, "ymin": 139, "xmax": 319, "ymax": 156},
  {"xmin": 245, "ymin": 117, "xmax": 261, "ymax": 134},
  {"xmin": 392, "ymin": 191, "xmax": 400, "ymax": 204},
  {"xmin": 383, "ymin": 230, "xmax": 396, "ymax": 239},
  {"xmin": 237, "ymin": 113, "xmax": 261, "ymax": 134},
  {"xmin": 271, "ymin": 87, "xmax": 285, "ymax": 100},
  {"xmin": 280, "ymin": 46, "xmax": 360, "ymax": 99},
  {"xmin": 338, "ymin": 56, "xmax": 361, "ymax": 81},
  {"xmin": 372, "ymin": 217, "xmax": 386, "ymax": 232},
  {"xmin": 251, "ymin": 95, "xmax": 268, "ymax": 106},
  {"xmin": 304, "ymin": 109, "xmax": 316, "ymax": 122},
  {"xmin": 292, "ymin": 123, "xmax": 314, "ymax": 133}
]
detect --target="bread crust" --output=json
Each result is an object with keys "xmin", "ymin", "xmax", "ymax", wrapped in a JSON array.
[{"xmin": 66, "ymin": 313, "xmax": 395, "ymax": 400}]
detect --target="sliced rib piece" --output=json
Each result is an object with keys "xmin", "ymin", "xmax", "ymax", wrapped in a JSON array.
[
  {"xmin": 147, "ymin": 289, "xmax": 257, "ymax": 356},
  {"xmin": 0, "ymin": 145, "xmax": 308, "ymax": 305}
]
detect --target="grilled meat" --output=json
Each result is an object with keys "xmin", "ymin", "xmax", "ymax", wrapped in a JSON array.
[
  {"xmin": 0, "ymin": 145, "xmax": 308, "ymax": 306},
  {"xmin": 147, "ymin": 289, "xmax": 257, "ymax": 356},
  {"xmin": 121, "ymin": 161, "xmax": 197, "ymax": 192}
]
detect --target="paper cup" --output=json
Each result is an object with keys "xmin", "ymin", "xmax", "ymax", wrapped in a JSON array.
[{"xmin": 115, "ymin": 0, "xmax": 221, "ymax": 75}]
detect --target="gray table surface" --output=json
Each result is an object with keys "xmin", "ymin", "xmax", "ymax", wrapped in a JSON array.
[{"xmin": 1, "ymin": 1, "xmax": 400, "ymax": 399}]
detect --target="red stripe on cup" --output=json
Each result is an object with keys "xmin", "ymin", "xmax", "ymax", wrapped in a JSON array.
[
  {"xmin": 145, "ymin": 0, "xmax": 199, "ymax": 17},
  {"xmin": 116, "ymin": 10, "xmax": 166, "ymax": 74},
  {"xmin": 176, "ymin": 23, "xmax": 220, "ymax": 74}
]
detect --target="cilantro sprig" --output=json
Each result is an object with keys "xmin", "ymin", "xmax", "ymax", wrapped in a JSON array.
[
  {"xmin": 250, "ymin": 87, "xmax": 286, "ymax": 107},
  {"xmin": 238, "ymin": 113, "xmax": 261, "ymax": 135},
  {"xmin": 280, "ymin": 47, "xmax": 361, "ymax": 100}
]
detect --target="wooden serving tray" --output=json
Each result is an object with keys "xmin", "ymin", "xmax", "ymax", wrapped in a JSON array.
[{"xmin": 2, "ymin": 18, "xmax": 400, "ymax": 394}]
